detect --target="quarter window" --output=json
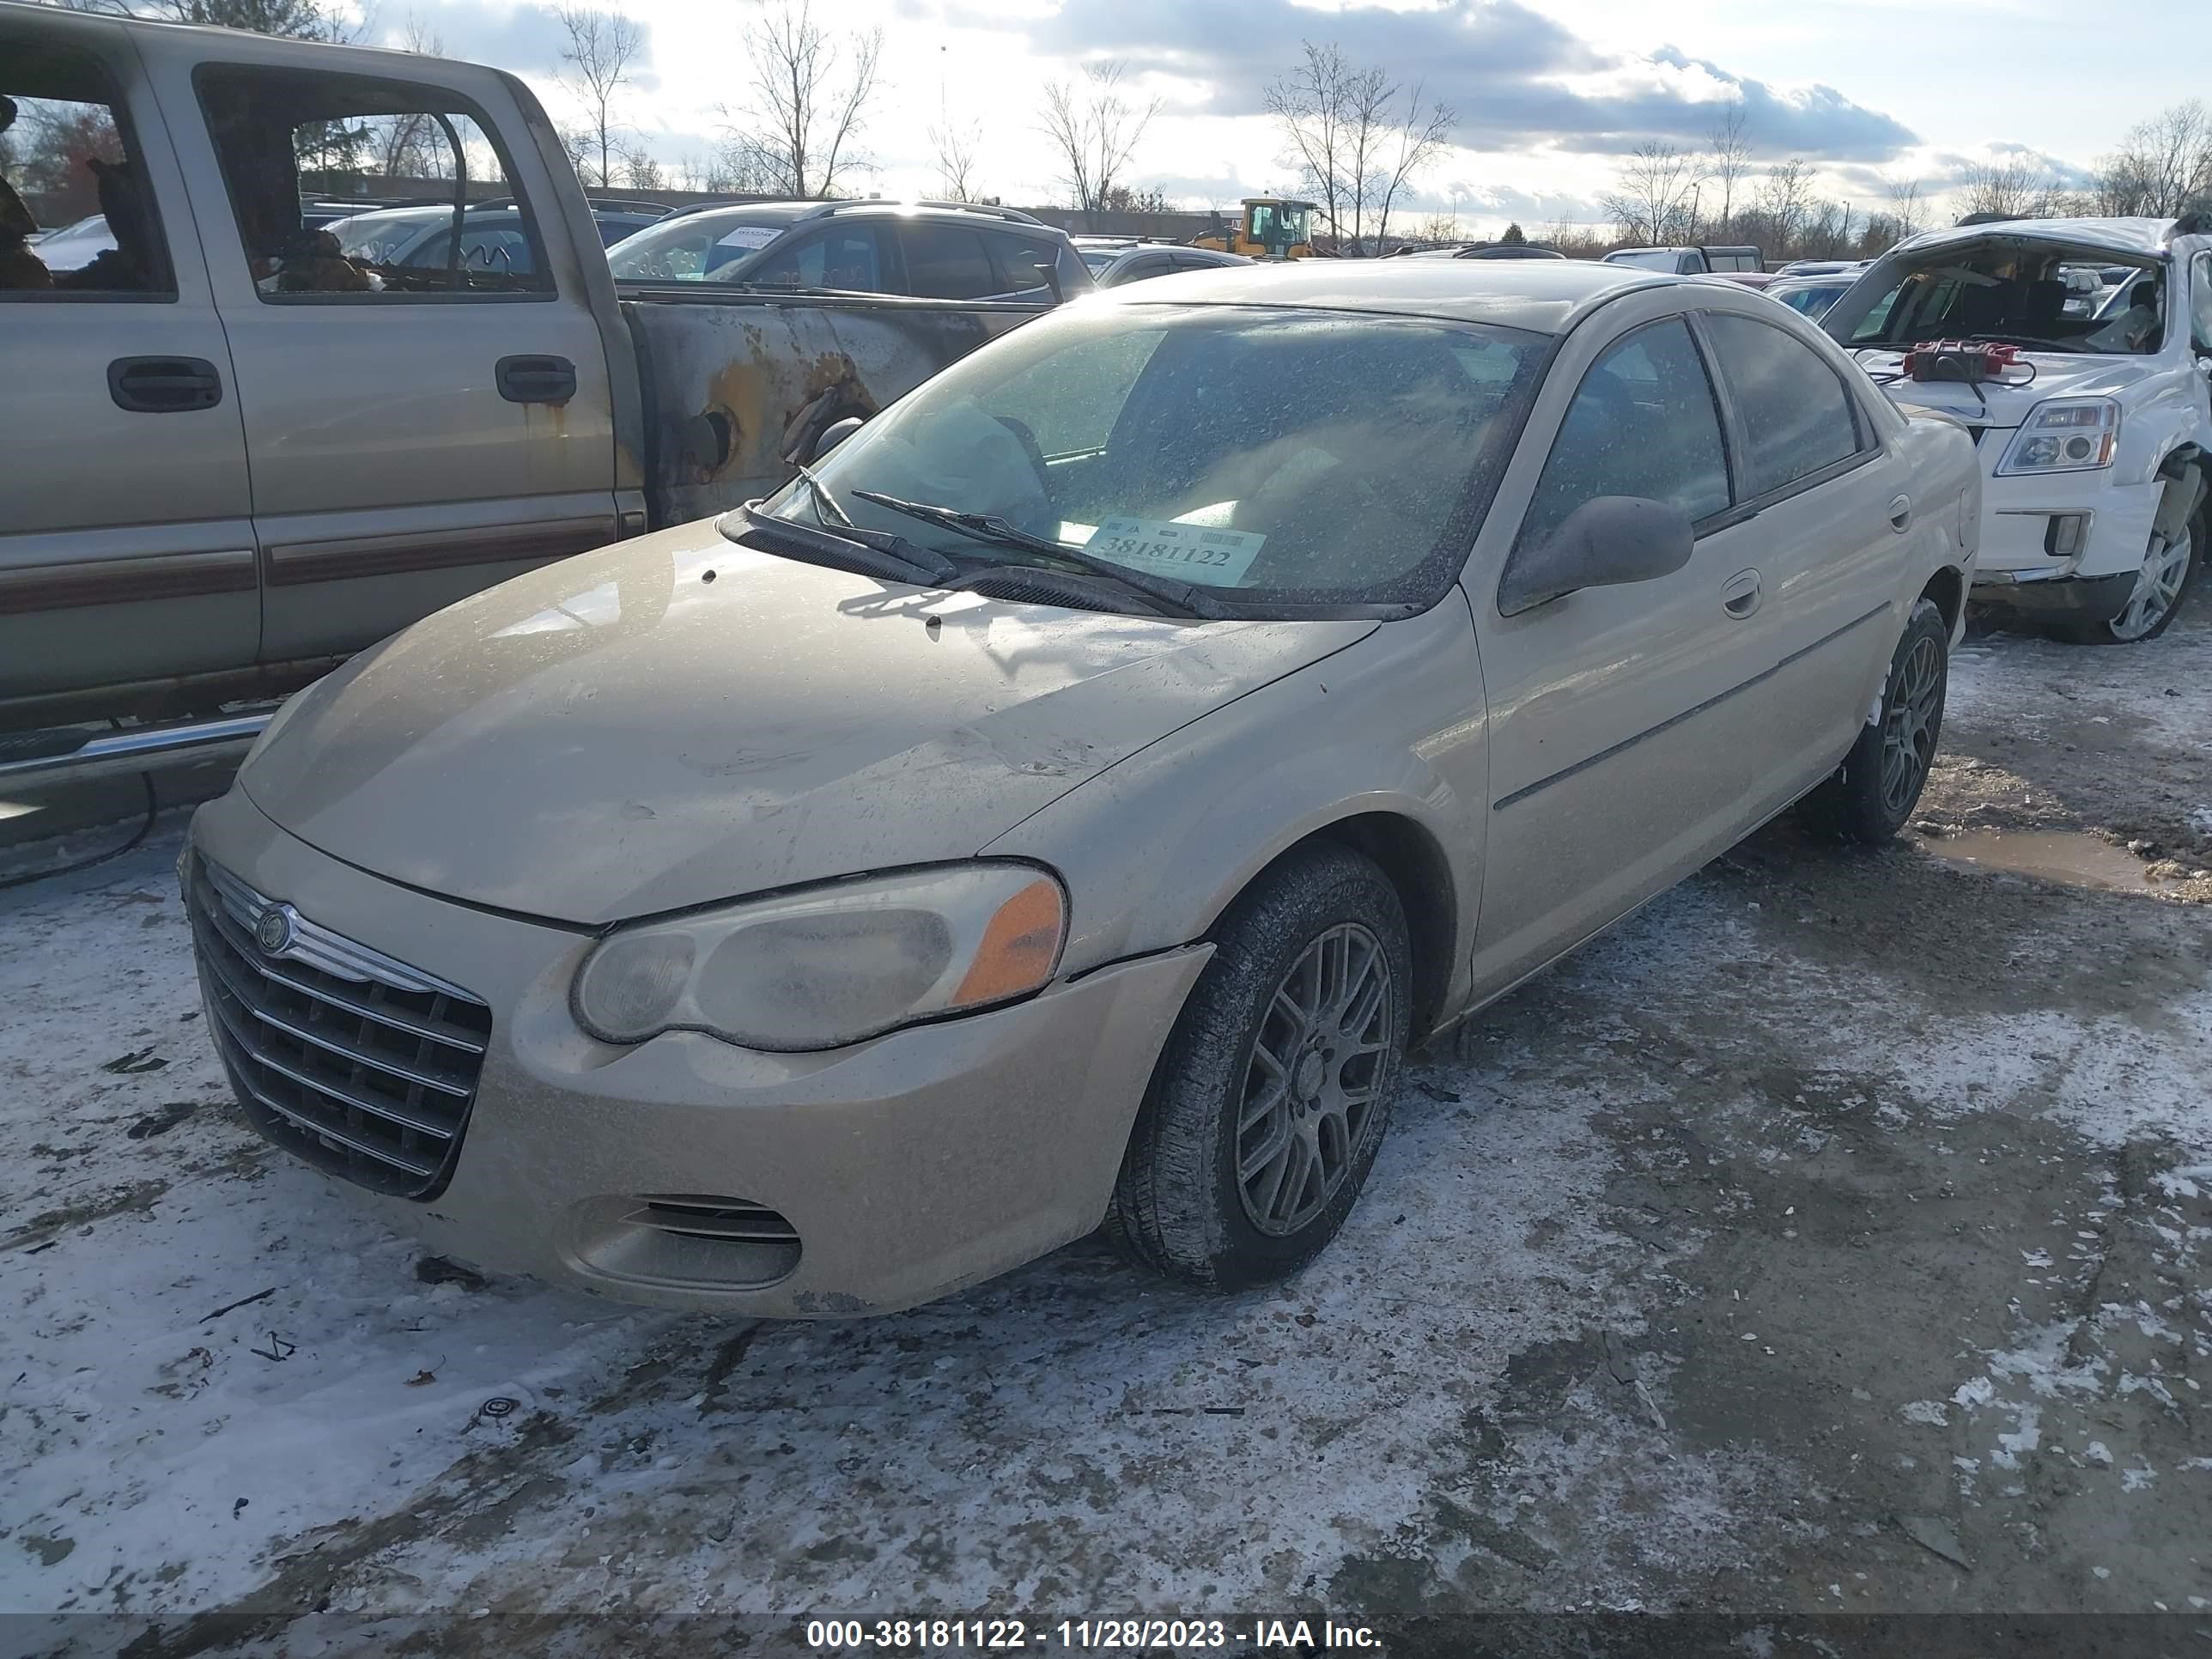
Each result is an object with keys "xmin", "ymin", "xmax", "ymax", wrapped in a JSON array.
[
  {"xmin": 1702, "ymin": 312, "xmax": 1863, "ymax": 497},
  {"xmin": 986, "ymin": 230, "xmax": 1071, "ymax": 299},
  {"xmin": 196, "ymin": 65, "xmax": 550, "ymax": 301},
  {"xmin": 1516, "ymin": 318, "xmax": 1731, "ymax": 554}
]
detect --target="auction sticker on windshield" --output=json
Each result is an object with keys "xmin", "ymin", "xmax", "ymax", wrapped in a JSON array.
[
  {"xmin": 1091, "ymin": 517, "xmax": 1266, "ymax": 586},
  {"xmin": 715, "ymin": 225, "xmax": 782, "ymax": 250}
]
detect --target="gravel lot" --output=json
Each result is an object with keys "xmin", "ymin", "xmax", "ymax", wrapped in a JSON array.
[{"xmin": 3, "ymin": 597, "xmax": 2209, "ymax": 1656}]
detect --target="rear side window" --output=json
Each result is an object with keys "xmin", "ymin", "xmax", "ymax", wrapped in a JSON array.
[
  {"xmin": 1516, "ymin": 318, "xmax": 1731, "ymax": 553},
  {"xmin": 0, "ymin": 37, "xmax": 174, "ymax": 298},
  {"xmin": 900, "ymin": 222, "xmax": 997, "ymax": 300},
  {"xmin": 987, "ymin": 230, "xmax": 1077, "ymax": 300},
  {"xmin": 196, "ymin": 65, "xmax": 550, "ymax": 301},
  {"xmin": 1702, "ymin": 313, "xmax": 1863, "ymax": 497},
  {"xmin": 2193, "ymin": 253, "xmax": 2212, "ymax": 354},
  {"xmin": 746, "ymin": 225, "xmax": 890, "ymax": 294}
]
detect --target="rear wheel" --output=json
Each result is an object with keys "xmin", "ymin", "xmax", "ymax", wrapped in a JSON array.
[
  {"xmin": 2055, "ymin": 513, "xmax": 2202, "ymax": 644},
  {"xmin": 1798, "ymin": 598, "xmax": 1948, "ymax": 845},
  {"xmin": 1109, "ymin": 844, "xmax": 1411, "ymax": 1290}
]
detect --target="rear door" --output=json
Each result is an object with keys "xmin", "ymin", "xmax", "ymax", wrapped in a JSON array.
[
  {"xmin": 1691, "ymin": 305, "xmax": 1910, "ymax": 799},
  {"xmin": 1464, "ymin": 297, "xmax": 1784, "ymax": 996},
  {"xmin": 0, "ymin": 14, "xmax": 257, "ymax": 705},
  {"xmin": 156, "ymin": 49, "xmax": 621, "ymax": 663}
]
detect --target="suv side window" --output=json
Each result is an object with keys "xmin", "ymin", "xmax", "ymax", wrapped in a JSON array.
[
  {"xmin": 900, "ymin": 222, "xmax": 997, "ymax": 300},
  {"xmin": 196, "ymin": 65, "xmax": 550, "ymax": 301},
  {"xmin": 2192, "ymin": 253, "xmax": 2212, "ymax": 355},
  {"xmin": 1701, "ymin": 312, "xmax": 1863, "ymax": 498},
  {"xmin": 1514, "ymin": 317, "xmax": 1731, "ymax": 554},
  {"xmin": 746, "ymin": 224, "xmax": 890, "ymax": 293},
  {"xmin": 1, "ymin": 36, "xmax": 174, "ymax": 298}
]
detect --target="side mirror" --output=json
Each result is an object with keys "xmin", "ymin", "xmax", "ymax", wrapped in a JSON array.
[
  {"xmin": 810, "ymin": 416, "xmax": 865, "ymax": 463},
  {"xmin": 1497, "ymin": 495, "xmax": 1696, "ymax": 617}
]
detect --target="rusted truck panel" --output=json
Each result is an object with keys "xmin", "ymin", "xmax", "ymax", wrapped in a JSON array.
[{"xmin": 623, "ymin": 291, "xmax": 1045, "ymax": 526}]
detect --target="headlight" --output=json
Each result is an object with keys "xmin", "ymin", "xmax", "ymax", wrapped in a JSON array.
[
  {"xmin": 1995, "ymin": 398, "xmax": 2120, "ymax": 477},
  {"xmin": 572, "ymin": 863, "xmax": 1067, "ymax": 1051}
]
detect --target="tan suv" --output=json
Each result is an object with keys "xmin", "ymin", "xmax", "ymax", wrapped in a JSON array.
[{"xmin": 185, "ymin": 259, "xmax": 1978, "ymax": 1316}]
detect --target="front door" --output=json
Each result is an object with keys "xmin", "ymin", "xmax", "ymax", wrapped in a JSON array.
[
  {"xmin": 1463, "ymin": 301, "xmax": 1780, "ymax": 999},
  {"xmin": 155, "ymin": 48, "xmax": 621, "ymax": 664},
  {"xmin": 0, "ymin": 15, "xmax": 257, "ymax": 706}
]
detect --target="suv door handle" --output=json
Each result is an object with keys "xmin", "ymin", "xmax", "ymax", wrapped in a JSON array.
[
  {"xmin": 1888, "ymin": 494, "xmax": 1913, "ymax": 532},
  {"xmin": 108, "ymin": 356, "xmax": 223, "ymax": 414},
  {"xmin": 496, "ymin": 354, "xmax": 577, "ymax": 406},
  {"xmin": 1721, "ymin": 568, "xmax": 1763, "ymax": 618}
]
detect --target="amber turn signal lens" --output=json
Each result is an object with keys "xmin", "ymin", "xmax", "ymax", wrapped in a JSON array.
[{"xmin": 951, "ymin": 877, "xmax": 1066, "ymax": 1006}]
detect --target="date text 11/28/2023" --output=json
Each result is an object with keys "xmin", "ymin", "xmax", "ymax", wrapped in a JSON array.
[{"xmin": 805, "ymin": 1617, "xmax": 1382, "ymax": 1650}]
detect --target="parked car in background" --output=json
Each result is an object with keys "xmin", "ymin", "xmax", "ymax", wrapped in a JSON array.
[
  {"xmin": 1772, "ymin": 259, "xmax": 1862, "ymax": 279},
  {"xmin": 25, "ymin": 210, "xmax": 112, "ymax": 272},
  {"xmin": 608, "ymin": 199, "xmax": 1091, "ymax": 301},
  {"xmin": 1603, "ymin": 245, "xmax": 1764, "ymax": 275},
  {"xmin": 1402, "ymin": 243, "xmax": 1567, "ymax": 260},
  {"xmin": 189, "ymin": 258, "xmax": 1976, "ymax": 1316},
  {"xmin": 0, "ymin": 3, "xmax": 1085, "ymax": 754},
  {"xmin": 1824, "ymin": 214, "xmax": 2211, "ymax": 643},
  {"xmin": 1085, "ymin": 242, "xmax": 1251, "ymax": 287},
  {"xmin": 1767, "ymin": 271, "xmax": 1861, "ymax": 319}
]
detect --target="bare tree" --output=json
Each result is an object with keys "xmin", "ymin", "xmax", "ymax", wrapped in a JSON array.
[
  {"xmin": 1600, "ymin": 141, "xmax": 1707, "ymax": 245},
  {"xmin": 1707, "ymin": 102, "xmax": 1752, "ymax": 234},
  {"xmin": 362, "ymin": 15, "xmax": 447, "ymax": 177},
  {"xmin": 2093, "ymin": 100, "xmax": 2212, "ymax": 217},
  {"xmin": 619, "ymin": 145, "xmax": 664, "ymax": 190},
  {"xmin": 929, "ymin": 115, "xmax": 981, "ymax": 203},
  {"xmin": 1757, "ymin": 156, "xmax": 1815, "ymax": 246},
  {"xmin": 1956, "ymin": 153, "xmax": 2044, "ymax": 220},
  {"xmin": 1266, "ymin": 42, "xmax": 1451, "ymax": 253},
  {"xmin": 56, "ymin": 0, "xmax": 355, "ymax": 38},
  {"xmin": 1881, "ymin": 170, "xmax": 1927, "ymax": 238},
  {"xmin": 727, "ymin": 1, "xmax": 884, "ymax": 199},
  {"xmin": 556, "ymin": 5, "xmax": 645, "ymax": 191},
  {"xmin": 1038, "ymin": 61, "xmax": 1161, "ymax": 228}
]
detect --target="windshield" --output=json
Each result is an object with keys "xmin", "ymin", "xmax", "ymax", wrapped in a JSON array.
[
  {"xmin": 765, "ymin": 301, "xmax": 1549, "ymax": 612},
  {"xmin": 1843, "ymin": 245, "xmax": 2167, "ymax": 355},
  {"xmin": 606, "ymin": 210, "xmax": 796, "ymax": 281},
  {"xmin": 1774, "ymin": 283, "xmax": 1849, "ymax": 319}
]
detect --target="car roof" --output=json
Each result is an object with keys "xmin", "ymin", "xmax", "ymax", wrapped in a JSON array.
[
  {"xmin": 1101, "ymin": 256, "xmax": 1662, "ymax": 333},
  {"xmin": 1889, "ymin": 216, "xmax": 2188, "ymax": 260}
]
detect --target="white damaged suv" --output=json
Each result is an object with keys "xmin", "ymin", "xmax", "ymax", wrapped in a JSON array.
[{"xmin": 1824, "ymin": 215, "xmax": 2211, "ymax": 642}]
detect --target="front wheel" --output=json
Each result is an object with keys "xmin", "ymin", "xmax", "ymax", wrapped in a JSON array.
[
  {"xmin": 1109, "ymin": 844, "xmax": 1412, "ymax": 1290},
  {"xmin": 2055, "ymin": 513, "xmax": 2202, "ymax": 644},
  {"xmin": 1798, "ymin": 597, "xmax": 1948, "ymax": 845}
]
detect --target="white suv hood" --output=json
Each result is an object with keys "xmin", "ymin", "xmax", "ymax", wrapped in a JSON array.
[{"xmin": 1863, "ymin": 351, "xmax": 2160, "ymax": 430}]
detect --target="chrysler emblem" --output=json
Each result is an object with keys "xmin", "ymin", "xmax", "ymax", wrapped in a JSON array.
[{"xmin": 255, "ymin": 904, "xmax": 298, "ymax": 956}]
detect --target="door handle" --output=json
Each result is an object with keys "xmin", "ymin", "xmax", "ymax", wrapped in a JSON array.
[
  {"xmin": 1888, "ymin": 493, "xmax": 1913, "ymax": 532},
  {"xmin": 108, "ymin": 356, "xmax": 223, "ymax": 414},
  {"xmin": 1721, "ymin": 568, "xmax": 1763, "ymax": 618},
  {"xmin": 496, "ymin": 354, "xmax": 578, "ymax": 406}
]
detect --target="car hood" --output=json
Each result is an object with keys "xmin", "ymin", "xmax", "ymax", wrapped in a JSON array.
[
  {"xmin": 1865, "ymin": 351, "xmax": 2161, "ymax": 428},
  {"xmin": 240, "ymin": 522, "xmax": 1372, "ymax": 925}
]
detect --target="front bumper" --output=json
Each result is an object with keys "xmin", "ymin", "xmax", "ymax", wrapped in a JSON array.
[
  {"xmin": 187, "ymin": 788, "xmax": 1211, "ymax": 1316},
  {"xmin": 1969, "ymin": 470, "xmax": 2157, "ymax": 593}
]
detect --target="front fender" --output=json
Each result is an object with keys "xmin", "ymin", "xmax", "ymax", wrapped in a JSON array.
[{"xmin": 983, "ymin": 600, "xmax": 1487, "ymax": 1017}]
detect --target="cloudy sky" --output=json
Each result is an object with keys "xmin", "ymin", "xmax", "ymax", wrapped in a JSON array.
[{"xmin": 378, "ymin": 0, "xmax": 2202, "ymax": 230}]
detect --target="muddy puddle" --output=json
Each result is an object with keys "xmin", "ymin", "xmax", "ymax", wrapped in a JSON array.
[{"xmin": 1919, "ymin": 826, "xmax": 2155, "ymax": 892}]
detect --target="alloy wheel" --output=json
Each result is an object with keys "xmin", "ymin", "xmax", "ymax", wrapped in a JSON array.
[
  {"xmin": 2108, "ymin": 532, "xmax": 2192, "ymax": 641},
  {"xmin": 1235, "ymin": 922, "xmax": 1395, "ymax": 1237},
  {"xmin": 1879, "ymin": 635, "xmax": 1943, "ymax": 817}
]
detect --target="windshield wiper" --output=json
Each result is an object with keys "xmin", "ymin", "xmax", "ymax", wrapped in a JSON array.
[
  {"xmin": 792, "ymin": 460, "xmax": 855, "ymax": 528},
  {"xmin": 721, "ymin": 502, "xmax": 956, "ymax": 586},
  {"xmin": 848, "ymin": 489, "xmax": 1227, "ymax": 619}
]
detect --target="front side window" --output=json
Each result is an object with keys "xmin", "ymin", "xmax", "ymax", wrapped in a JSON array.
[
  {"xmin": 1702, "ymin": 313, "xmax": 1862, "ymax": 498},
  {"xmin": 987, "ymin": 229, "xmax": 1082, "ymax": 300},
  {"xmin": 744, "ymin": 225, "xmax": 889, "ymax": 293},
  {"xmin": 1515, "ymin": 318, "xmax": 1730, "ymax": 555},
  {"xmin": 1, "ymin": 37, "xmax": 173, "ymax": 297},
  {"xmin": 771, "ymin": 303, "xmax": 1550, "ymax": 611},
  {"xmin": 196, "ymin": 65, "xmax": 550, "ymax": 300},
  {"xmin": 899, "ymin": 222, "xmax": 996, "ymax": 300}
]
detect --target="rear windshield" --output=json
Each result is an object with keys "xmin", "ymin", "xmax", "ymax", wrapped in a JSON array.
[
  {"xmin": 772, "ymin": 302, "xmax": 1551, "ymax": 612},
  {"xmin": 1842, "ymin": 243, "xmax": 2168, "ymax": 356},
  {"xmin": 1607, "ymin": 249, "xmax": 1682, "ymax": 271},
  {"xmin": 606, "ymin": 210, "xmax": 797, "ymax": 281}
]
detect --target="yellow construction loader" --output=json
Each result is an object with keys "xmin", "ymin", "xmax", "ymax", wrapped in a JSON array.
[{"xmin": 1191, "ymin": 198, "xmax": 1318, "ymax": 260}]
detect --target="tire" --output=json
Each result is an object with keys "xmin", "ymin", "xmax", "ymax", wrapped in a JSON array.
[
  {"xmin": 1109, "ymin": 843, "xmax": 1413, "ymax": 1290},
  {"xmin": 1797, "ymin": 597, "xmax": 1948, "ymax": 845},
  {"xmin": 2051, "ymin": 511, "xmax": 2202, "ymax": 645}
]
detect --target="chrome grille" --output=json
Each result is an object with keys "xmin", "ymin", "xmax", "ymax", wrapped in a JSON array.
[{"xmin": 187, "ymin": 852, "xmax": 492, "ymax": 1199}]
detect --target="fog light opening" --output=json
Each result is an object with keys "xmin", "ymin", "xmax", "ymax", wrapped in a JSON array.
[{"xmin": 2045, "ymin": 514, "xmax": 2088, "ymax": 559}]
